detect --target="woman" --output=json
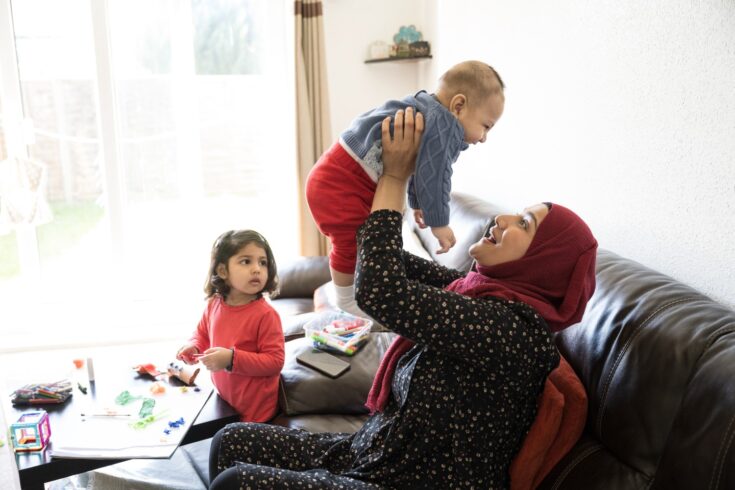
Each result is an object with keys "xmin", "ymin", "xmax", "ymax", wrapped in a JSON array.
[{"xmin": 208, "ymin": 108, "xmax": 598, "ymax": 489}]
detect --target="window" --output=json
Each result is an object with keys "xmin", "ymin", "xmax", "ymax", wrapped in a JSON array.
[{"xmin": 0, "ymin": 0, "xmax": 297, "ymax": 350}]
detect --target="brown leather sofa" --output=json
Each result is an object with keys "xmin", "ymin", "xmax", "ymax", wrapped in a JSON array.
[
  {"xmin": 269, "ymin": 192, "xmax": 735, "ymax": 489},
  {"xmin": 125, "ymin": 192, "xmax": 734, "ymax": 489}
]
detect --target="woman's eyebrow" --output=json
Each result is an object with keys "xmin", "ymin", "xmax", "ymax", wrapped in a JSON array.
[{"xmin": 523, "ymin": 211, "xmax": 538, "ymax": 229}]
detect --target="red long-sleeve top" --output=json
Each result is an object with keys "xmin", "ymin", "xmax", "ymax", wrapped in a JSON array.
[{"xmin": 189, "ymin": 296, "xmax": 284, "ymax": 422}]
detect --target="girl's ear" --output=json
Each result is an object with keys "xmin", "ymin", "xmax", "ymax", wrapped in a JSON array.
[
  {"xmin": 449, "ymin": 94, "xmax": 467, "ymax": 116},
  {"xmin": 215, "ymin": 263, "xmax": 228, "ymax": 279}
]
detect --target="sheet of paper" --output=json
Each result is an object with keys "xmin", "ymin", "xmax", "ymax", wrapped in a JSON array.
[{"xmin": 50, "ymin": 385, "xmax": 212, "ymax": 459}]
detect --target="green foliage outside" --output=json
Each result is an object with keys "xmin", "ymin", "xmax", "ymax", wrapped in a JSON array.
[
  {"xmin": 137, "ymin": 0, "xmax": 263, "ymax": 76},
  {"xmin": 0, "ymin": 200, "xmax": 104, "ymax": 279}
]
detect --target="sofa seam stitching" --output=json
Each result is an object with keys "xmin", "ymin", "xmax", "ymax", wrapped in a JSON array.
[
  {"xmin": 550, "ymin": 443, "xmax": 603, "ymax": 490},
  {"xmin": 643, "ymin": 323, "xmax": 735, "ymax": 489},
  {"xmin": 709, "ymin": 404, "xmax": 735, "ymax": 489},
  {"xmin": 596, "ymin": 297, "xmax": 697, "ymax": 438}
]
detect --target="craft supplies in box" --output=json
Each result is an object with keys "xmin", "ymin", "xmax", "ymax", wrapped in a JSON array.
[
  {"xmin": 11, "ymin": 379, "xmax": 73, "ymax": 405},
  {"xmin": 304, "ymin": 312, "xmax": 372, "ymax": 356}
]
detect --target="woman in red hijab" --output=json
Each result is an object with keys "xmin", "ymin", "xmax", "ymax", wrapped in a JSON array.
[{"xmin": 209, "ymin": 108, "xmax": 597, "ymax": 490}]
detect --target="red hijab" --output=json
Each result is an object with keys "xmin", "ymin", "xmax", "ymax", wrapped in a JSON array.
[
  {"xmin": 366, "ymin": 203, "xmax": 598, "ymax": 413},
  {"xmin": 447, "ymin": 202, "xmax": 598, "ymax": 332}
]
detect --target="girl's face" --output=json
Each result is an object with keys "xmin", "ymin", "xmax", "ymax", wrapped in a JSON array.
[
  {"xmin": 469, "ymin": 203, "xmax": 549, "ymax": 267},
  {"xmin": 216, "ymin": 242, "xmax": 269, "ymax": 305}
]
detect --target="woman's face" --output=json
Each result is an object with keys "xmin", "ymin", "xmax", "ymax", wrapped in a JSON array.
[{"xmin": 469, "ymin": 203, "xmax": 549, "ymax": 267}]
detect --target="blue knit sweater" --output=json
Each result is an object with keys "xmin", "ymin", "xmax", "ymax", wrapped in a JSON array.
[{"xmin": 340, "ymin": 91, "xmax": 468, "ymax": 227}]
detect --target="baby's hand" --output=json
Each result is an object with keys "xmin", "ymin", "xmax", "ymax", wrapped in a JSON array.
[
  {"xmin": 413, "ymin": 209, "xmax": 427, "ymax": 229},
  {"xmin": 431, "ymin": 226, "xmax": 456, "ymax": 254},
  {"xmin": 176, "ymin": 344, "xmax": 199, "ymax": 365},
  {"xmin": 197, "ymin": 347, "xmax": 233, "ymax": 372}
]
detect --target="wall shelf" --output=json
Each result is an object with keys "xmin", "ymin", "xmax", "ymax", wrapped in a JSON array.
[{"xmin": 365, "ymin": 55, "xmax": 432, "ymax": 64}]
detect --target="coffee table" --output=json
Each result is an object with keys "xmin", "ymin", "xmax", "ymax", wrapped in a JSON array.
[{"xmin": 7, "ymin": 355, "xmax": 238, "ymax": 490}]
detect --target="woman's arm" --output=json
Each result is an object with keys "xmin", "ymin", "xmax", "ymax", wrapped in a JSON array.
[
  {"xmin": 355, "ymin": 211, "xmax": 557, "ymax": 376},
  {"xmin": 401, "ymin": 249, "xmax": 464, "ymax": 288},
  {"xmin": 356, "ymin": 110, "xmax": 559, "ymax": 376},
  {"xmin": 376, "ymin": 108, "xmax": 462, "ymax": 288},
  {"xmin": 371, "ymin": 108, "xmax": 423, "ymax": 214}
]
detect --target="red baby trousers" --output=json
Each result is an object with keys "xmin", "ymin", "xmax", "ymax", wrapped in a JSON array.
[{"xmin": 305, "ymin": 142, "xmax": 377, "ymax": 274}]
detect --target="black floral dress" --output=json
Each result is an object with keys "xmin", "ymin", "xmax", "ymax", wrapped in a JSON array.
[{"xmin": 211, "ymin": 210, "xmax": 560, "ymax": 489}]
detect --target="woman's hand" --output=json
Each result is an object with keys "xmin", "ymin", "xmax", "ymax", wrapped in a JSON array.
[
  {"xmin": 372, "ymin": 108, "xmax": 424, "ymax": 213},
  {"xmin": 381, "ymin": 107, "xmax": 424, "ymax": 182}
]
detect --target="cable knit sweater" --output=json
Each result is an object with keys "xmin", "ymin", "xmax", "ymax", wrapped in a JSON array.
[{"xmin": 340, "ymin": 91, "xmax": 468, "ymax": 227}]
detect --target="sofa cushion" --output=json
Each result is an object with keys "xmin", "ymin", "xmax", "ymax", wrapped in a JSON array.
[
  {"xmin": 548, "ymin": 249, "xmax": 735, "ymax": 488},
  {"xmin": 278, "ymin": 333, "xmax": 396, "ymax": 416},
  {"xmin": 272, "ymin": 298, "xmax": 318, "ymax": 318},
  {"xmin": 276, "ymin": 256, "xmax": 331, "ymax": 299},
  {"xmin": 77, "ymin": 439, "xmax": 211, "ymax": 490},
  {"xmin": 539, "ymin": 435, "xmax": 651, "ymax": 490},
  {"xmin": 271, "ymin": 413, "xmax": 370, "ymax": 434},
  {"xmin": 278, "ymin": 311, "xmax": 320, "ymax": 340}
]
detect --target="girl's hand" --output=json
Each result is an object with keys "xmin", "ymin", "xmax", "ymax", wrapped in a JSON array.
[
  {"xmin": 381, "ymin": 107, "xmax": 424, "ymax": 182},
  {"xmin": 197, "ymin": 347, "xmax": 233, "ymax": 372},
  {"xmin": 176, "ymin": 344, "xmax": 199, "ymax": 365}
]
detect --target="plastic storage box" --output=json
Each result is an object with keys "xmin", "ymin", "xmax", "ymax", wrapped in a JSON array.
[{"xmin": 304, "ymin": 311, "xmax": 372, "ymax": 356}]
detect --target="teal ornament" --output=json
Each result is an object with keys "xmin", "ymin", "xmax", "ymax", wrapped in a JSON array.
[{"xmin": 393, "ymin": 25, "xmax": 422, "ymax": 44}]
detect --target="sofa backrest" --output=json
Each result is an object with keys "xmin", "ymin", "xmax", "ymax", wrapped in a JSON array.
[
  {"xmin": 404, "ymin": 192, "xmax": 503, "ymax": 272},
  {"xmin": 555, "ymin": 249, "xmax": 735, "ymax": 488}
]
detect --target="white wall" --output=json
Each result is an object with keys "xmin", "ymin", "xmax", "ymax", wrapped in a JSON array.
[
  {"xmin": 322, "ymin": 0, "xmax": 431, "ymax": 137},
  {"xmin": 321, "ymin": 0, "xmax": 735, "ymax": 310}
]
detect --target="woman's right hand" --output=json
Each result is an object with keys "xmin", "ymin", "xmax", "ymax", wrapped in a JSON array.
[{"xmin": 381, "ymin": 107, "xmax": 424, "ymax": 182}]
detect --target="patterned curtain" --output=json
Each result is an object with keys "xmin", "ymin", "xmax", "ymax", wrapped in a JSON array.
[{"xmin": 294, "ymin": 0, "xmax": 330, "ymax": 256}]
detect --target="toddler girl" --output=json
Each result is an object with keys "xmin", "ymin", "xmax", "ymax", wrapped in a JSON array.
[{"xmin": 176, "ymin": 230, "xmax": 284, "ymax": 422}]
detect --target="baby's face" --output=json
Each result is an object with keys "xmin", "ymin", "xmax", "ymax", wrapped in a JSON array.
[{"xmin": 458, "ymin": 93, "xmax": 504, "ymax": 144}]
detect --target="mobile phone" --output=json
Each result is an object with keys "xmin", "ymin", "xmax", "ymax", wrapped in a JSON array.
[{"xmin": 296, "ymin": 349, "xmax": 350, "ymax": 378}]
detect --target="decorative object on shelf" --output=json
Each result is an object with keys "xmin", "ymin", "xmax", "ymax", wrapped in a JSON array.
[
  {"xmin": 396, "ymin": 40, "xmax": 411, "ymax": 58},
  {"xmin": 365, "ymin": 24, "xmax": 431, "ymax": 63},
  {"xmin": 410, "ymin": 41, "xmax": 431, "ymax": 57},
  {"xmin": 367, "ymin": 40, "xmax": 390, "ymax": 61},
  {"xmin": 393, "ymin": 25, "xmax": 423, "ymax": 44}
]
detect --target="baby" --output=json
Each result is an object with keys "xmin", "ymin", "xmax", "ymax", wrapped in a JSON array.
[{"xmin": 306, "ymin": 60, "xmax": 505, "ymax": 317}]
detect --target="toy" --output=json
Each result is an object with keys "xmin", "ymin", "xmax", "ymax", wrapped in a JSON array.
[
  {"xmin": 149, "ymin": 382, "xmax": 166, "ymax": 395},
  {"xmin": 115, "ymin": 390, "xmax": 142, "ymax": 405},
  {"xmin": 167, "ymin": 361, "xmax": 200, "ymax": 386},
  {"xmin": 10, "ymin": 410, "xmax": 51, "ymax": 452},
  {"xmin": 134, "ymin": 363, "xmax": 163, "ymax": 378},
  {"xmin": 139, "ymin": 398, "xmax": 156, "ymax": 418}
]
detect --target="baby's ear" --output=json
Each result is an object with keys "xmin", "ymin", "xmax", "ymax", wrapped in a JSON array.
[
  {"xmin": 215, "ymin": 263, "xmax": 228, "ymax": 279},
  {"xmin": 450, "ymin": 94, "xmax": 468, "ymax": 115}
]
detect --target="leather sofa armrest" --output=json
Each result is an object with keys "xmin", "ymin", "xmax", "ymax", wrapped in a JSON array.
[{"xmin": 277, "ymin": 256, "xmax": 331, "ymax": 299}]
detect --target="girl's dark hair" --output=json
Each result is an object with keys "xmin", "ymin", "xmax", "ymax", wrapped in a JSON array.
[{"xmin": 204, "ymin": 230, "xmax": 279, "ymax": 300}]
